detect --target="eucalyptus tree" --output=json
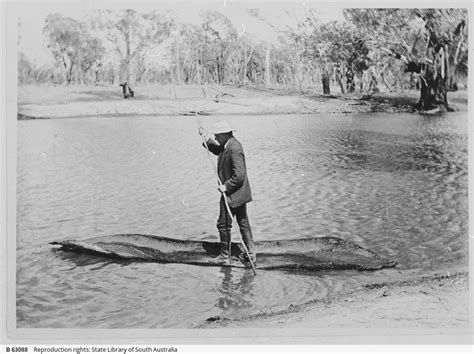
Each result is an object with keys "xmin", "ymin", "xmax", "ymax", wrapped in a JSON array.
[
  {"xmin": 18, "ymin": 52, "xmax": 33, "ymax": 84},
  {"xmin": 92, "ymin": 9, "xmax": 172, "ymax": 85},
  {"xmin": 43, "ymin": 13, "xmax": 104, "ymax": 84},
  {"xmin": 297, "ymin": 10, "xmax": 333, "ymax": 94},
  {"xmin": 245, "ymin": 8, "xmax": 279, "ymax": 85},
  {"xmin": 285, "ymin": 10, "xmax": 365, "ymax": 95},
  {"xmin": 406, "ymin": 9, "xmax": 468, "ymax": 110},
  {"xmin": 170, "ymin": 23, "xmax": 205, "ymax": 84},
  {"xmin": 270, "ymin": 42, "xmax": 299, "ymax": 85},
  {"xmin": 200, "ymin": 11, "xmax": 238, "ymax": 84},
  {"xmin": 284, "ymin": 26, "xmax": 309, "ymax": 90},
  {"xmin": 344, "ymin": 8, "xmax": 468, "ymax": 111},
  {"xmin": 167, "ymin": 11, "xmax": 237, "ymax": 85},
  {"xmin": 77, "ymin": 37, "xmax": 105, "ymax": 84}
]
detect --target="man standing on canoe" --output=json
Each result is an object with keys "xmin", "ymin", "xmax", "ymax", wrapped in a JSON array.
[{"xmin": 199, "ymin": 120, "xmax": 256, "ymax": 267}]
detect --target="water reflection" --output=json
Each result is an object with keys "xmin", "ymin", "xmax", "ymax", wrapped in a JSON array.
[
  {"xmin": 216, "ymin": 267, "xmax": 256, "ymax": 314},
  {"xmin": 52, "ymin": 249, "xmax": 133, "ymax": 270}
]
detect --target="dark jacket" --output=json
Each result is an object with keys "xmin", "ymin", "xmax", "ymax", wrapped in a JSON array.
[{"xmin": 206, "ymin": 137, "xmax": 252, "ymax": 208}]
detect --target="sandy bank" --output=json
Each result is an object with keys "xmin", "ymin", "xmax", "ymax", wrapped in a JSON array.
[
  {"xmin": 17, "ymin": 84, "xmax": 468, "ymax": 119},
  {"xmin": 198, "ymin": 270, "xmax": 470, "ymax": 331}
]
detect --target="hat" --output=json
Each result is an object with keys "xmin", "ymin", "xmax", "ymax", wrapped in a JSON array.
[{"xmin": 209, "ymin": 120, "xmax": 235, "ymax": 134}]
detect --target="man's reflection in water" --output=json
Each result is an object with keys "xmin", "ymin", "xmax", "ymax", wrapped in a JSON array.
[{"xmin": 216, "ymin": 267, "xmax": 255, "ymax": 315}]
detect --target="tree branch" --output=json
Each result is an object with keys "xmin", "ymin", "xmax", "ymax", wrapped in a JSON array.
[
  {"xmin": 380, "ymin": 47, "xmax": 409, "ymax": 64},
  {"xmin": 410, "ymin": 29, "xmax": 422, "ymax": 56},
  {"xmin": 453, "ymin": 26, "xmax": 465, "ymax": 65}
]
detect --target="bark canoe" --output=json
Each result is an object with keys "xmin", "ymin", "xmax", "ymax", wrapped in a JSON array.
[{"xmin": 51, "ymin": 234, "xmax": 397, "ymax": 271}]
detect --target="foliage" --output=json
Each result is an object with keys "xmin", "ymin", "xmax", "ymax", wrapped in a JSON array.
[
  {"xmin": 18, "ymin": 52, "xmax": 33, "ymax": 84},
  {"xmin": 343, "ymin": 8, "xmax": 468, "ymax": 108},
  {"xmin": 21, "ymin": 7, "xmax": 468, "ymax": 105},
  {"xmin": 43, "ymin": 13, "xmax": 106, "ymax": 84},
  {"xmin": 91, "ymin": 9, "xmax": 173, "ymax": 84}
]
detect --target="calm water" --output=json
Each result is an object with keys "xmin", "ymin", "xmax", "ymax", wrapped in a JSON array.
[{"xmin": 17, "ymin": 113, "xmax": 468, "ymax": 328}]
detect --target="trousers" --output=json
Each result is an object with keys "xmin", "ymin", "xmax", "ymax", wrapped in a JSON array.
[{"xmin": 216, "ymin": 196, "xmax": 255, "ymax": 257}]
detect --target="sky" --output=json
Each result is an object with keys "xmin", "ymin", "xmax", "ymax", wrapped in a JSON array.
[{"xmin": 15, "ymin": 0, "xmax": 345, "ymax": 67}]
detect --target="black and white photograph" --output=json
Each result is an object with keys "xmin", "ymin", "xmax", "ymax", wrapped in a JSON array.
[{"xmin": 2, "ymin": 0, "xmax": 472, "ymax": 348}]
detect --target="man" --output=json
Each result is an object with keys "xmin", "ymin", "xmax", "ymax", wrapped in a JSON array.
[
  {"xmin": 199, "ymin": 120, "xmax": 256, "ymax": 267},
  {"xmin": 119, "ymin": 82, "xmax": 134, "ymax": 99}
]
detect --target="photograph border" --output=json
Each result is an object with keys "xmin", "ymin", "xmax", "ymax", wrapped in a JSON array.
[{"xmin": 2, "ymin": 0, "xmax": 473, "ymax": 346}]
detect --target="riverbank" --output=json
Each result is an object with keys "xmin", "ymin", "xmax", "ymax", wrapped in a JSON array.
[
  {"xmin": 17, "ymin": 84, "xmax": 468, "ymax": 119},
  {"xmin": 198, "ymin": 269, "xmax": 470, "ymax": 332}
]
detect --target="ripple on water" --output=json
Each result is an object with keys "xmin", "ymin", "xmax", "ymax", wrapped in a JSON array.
[{"xmin": 16, "ymin": 113, "xmax": 468, "ymax": 328}]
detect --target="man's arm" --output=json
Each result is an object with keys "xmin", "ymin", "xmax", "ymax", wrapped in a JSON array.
[
  {"xmin": 204, "ymin": 139, "xmax": 222, "ymax": 156},
  {"xmin": 199, "ymin": 127, "xmax": 222, "ymax": 155}
]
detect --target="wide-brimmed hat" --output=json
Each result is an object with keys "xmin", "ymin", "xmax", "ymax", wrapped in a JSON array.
[{"xmin": 209, "ymin": 120, "xmax": 235, "ymax": 134}]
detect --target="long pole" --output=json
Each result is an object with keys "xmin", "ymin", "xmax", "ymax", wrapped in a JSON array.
[{"xmin": 197, "ymin": 118, "xmax": 257, "ymax": 275}]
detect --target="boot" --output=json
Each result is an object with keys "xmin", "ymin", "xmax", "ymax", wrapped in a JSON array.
[
  {"xmin": 208, "ymin": 253, "xmax": 230, "ymax": 265},
  {"xmin": 239, "ymin": 253, "xmax": 257, "ymax": 268},
  {"xmin": 238, "ymin": 228, "xmax": 256, "ymax": 268},
  {"xmin": 209, "ymin": 230, "xmax": 231, "ymax": 266}
]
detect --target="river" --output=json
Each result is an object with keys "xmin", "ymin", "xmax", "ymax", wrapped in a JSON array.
[{"xmin": 16, "ymin": 112, "xmax": 468, "ymax": 328}]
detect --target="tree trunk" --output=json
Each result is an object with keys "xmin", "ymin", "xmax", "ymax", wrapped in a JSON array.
[
  {"xmin": 243, "ymin": 43, "xmax": 247, "ymax": 85},
  {"xmin": 120, "ymin": 59, "xmax": 130, "ymax": 84},
  {"xmin": 297, "ymin": 60, "xmax": 303, "ymax": 91},
  {"xmin": 174, "ymin": 40, "xmax": 181, "ymax": 84},
  {"xmin": 242, "ymin": 41, "xmax": 254, "ymax": 86},
  {"xmin": 367, "ymin": 67, "xmax": 379, "ymax": 93},
  {"xmin": 388, "ymin": 31, "xmax": 456, "ymax": 112},
  {"xmin": 265, "ymin": 43, "xmax": 271, "ymax": 86},
  {"xmin": 122, "ymin": 30, "xmax": 131, "ymax": 84},
  {"xmin": 412, "ymin": 63, "xmax": 451, "ymax": 111},
  {"xmin": 196, "ymin": 50, "xmax": 201, "ymax": 85},
  {"xmin": 216, "ymin": 46, "xmax": 225, "ymax": 85},
  {"xmin": 409, "ymin": 73, "xmax": 415, "ymax": 90},
  {"xmin": 322, "ymin": 67, "xmax": 330, "ymax": 95},
  {"xmin": 62, "ymin": 52, "xmax": 73, "ymax": 84},
  {"xmin": 346, "ymin": 67, "xmax": 355, "ymax": 93},
  {"xmin": 219, "ymin": 45, "xmax": 225, "ymax": 84},
  {"xmin": 336, "ymin": 65, "xmax": 345, "ymax": 94},
  {"xmin": 337, "ymin": 77, "xmax": 345, "ymax": 94}
]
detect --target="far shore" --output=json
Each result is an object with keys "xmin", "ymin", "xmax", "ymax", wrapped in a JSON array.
[{"xmin": 17, "ymin": 84, "xmax": 468, "ymax": 119}]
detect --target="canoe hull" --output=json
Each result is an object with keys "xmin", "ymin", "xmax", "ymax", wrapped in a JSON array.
[{"xmin": 51, "ymin": 234, "xmax": 397, "ymax": 271}]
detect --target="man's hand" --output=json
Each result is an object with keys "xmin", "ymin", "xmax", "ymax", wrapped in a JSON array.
[
  {"xmin": 198, "ymin": 127, "xmax": 205, "ymax": 136},
  {"xmin": 218, "ymin": 184, "xmax": 227, "ymax": 194}
]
